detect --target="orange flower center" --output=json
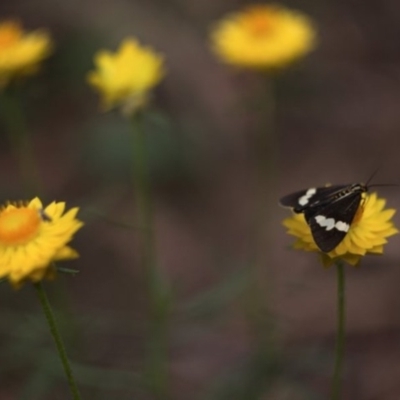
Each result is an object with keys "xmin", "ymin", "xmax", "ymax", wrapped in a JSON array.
[
  {"xmin": 0, "ymin": 22, "xmax": 22, "ymax": 49},
  {"xmin": 242, "ymin": 8, "xmax": 277, "ymax": 38},
  {"xmin": 0, "ymin": 207, "xmax": 41, "ymax": 245}
]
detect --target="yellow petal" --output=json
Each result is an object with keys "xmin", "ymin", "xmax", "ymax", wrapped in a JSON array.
[{"xmin": 0, "ymin": 198, "xmax": 82, "ymax": 287}]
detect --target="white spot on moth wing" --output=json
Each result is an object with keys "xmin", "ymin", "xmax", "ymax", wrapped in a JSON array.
[
  {"xmin": 315, "ymin": 215, "xmax": 335, "ymax": 230},
  {"xmin": 315, "ymin": 215, "xmax": 349, "ymax": 232},
  {"xmin": 335, "ymin": 221, "xmax": 350, "ymax": 232},
  {"xmin": 298, "ymin": 188, "xmax": 316, "ymax": 206}
]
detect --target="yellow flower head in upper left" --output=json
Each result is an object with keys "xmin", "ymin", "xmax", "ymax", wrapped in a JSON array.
[
  {"xmin": 283, "ymin": 192, "xmax": 398, "ymax": 266},
  {"xmin": 87, "ymin": 38, "xmax": 165, "ymax": 115},
  {"xmin": 210, "ymin": 4, "xmax": 316, "ymax": 69},
  {"xmin": 0, "ymin": 20, "xmax": 52, "ymax": 88},
  {"xmin": 0, "ymin": 198, "xmax": 83, "ymax": 287}
]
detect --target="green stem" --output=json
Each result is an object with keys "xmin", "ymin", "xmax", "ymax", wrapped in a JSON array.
[
  {"xmin": 34, "ymin": 283, "xmax": 81, "ymax": 400},
  {"xmin": 246, "ymin": 75, "xmax": 277, "ymax": 356},
  {"xmin": 331, "ymin": 261, "xmax": 346, "ymax": 400},
  {"xmin": 0, "ymin": 88, "xmax": 41, "ymax": 195},
  {"xmin": 130, "ymin": 113, "xmax": 170, "ymax": 399}
]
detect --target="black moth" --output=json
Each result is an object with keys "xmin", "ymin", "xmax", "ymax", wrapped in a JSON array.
[{"xmin": 279, "ymin": 183, "xmax": 368, "ymax": 253}]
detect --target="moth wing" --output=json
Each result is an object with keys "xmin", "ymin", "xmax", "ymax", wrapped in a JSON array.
[
  {"xmin": 279, "ymin": 185, "xmax": 348, "ymax": 209},
  {"xmin": 306, "ymin": 193, "xmax": 362, "ymax": 253}
]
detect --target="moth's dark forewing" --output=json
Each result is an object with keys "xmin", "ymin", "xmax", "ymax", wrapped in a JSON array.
[
  {"xmin": 279, "ymin": 185, "xmax": 348, "ymax": 209},
  {"xmin": 309, "ymin": 221, "xmax": 348, "ymax": 253},
  {"xmin": 279, "ymin": 189, "xmax": 310, "ymax": 208},
  {"xmin": 307, "ymin": 193, "xmax": 362, "ymax": 253}
]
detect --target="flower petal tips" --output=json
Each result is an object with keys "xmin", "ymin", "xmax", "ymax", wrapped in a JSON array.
[
  {"xmin": 210, "ymin": 4, "xmax": 316, "ymax": 69},
  {"xmin": 0, "ymin": 198, "xmax": 83, "ymax": 287},
  {"xmin": 283, "ymin": 192, "xmax": 398, "ymax": 266},
  {"xmin": 0, "ymin": 20, "xmax": 52, "ymax": 88},
  {"xmin": 87, "ymin": 38, "xmax": 165, "ymax": 115}
]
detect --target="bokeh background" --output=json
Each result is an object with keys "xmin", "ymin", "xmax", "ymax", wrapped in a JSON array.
[{"xmin": 1, "ymin": 0, "xmax": 400, "ymax": 399}]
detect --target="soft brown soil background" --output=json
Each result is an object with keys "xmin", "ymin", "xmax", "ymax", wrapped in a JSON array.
[{"xmin": 1, "ymin": 0, "xmax": 400, "ymax": 399}]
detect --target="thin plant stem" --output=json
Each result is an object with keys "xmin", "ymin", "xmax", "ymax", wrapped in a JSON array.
[
  {"xmin": 331, "ymin": 260, "xmax": 346, "ymax": 400},
  {"xmin": 130, "ymin": 113, "xmax": 170, "ymax": 399},
  {"xmin": 34, "ymin": 283, "xmax": 81, "ymax": 400},
  {"xmin": 246, "ymin": 75, "xmax": 278, "ymax": 358},
  {"xmin": 0, "ymin": 88, "xmax": 41, "ymax": 195},
  {"xmin": 0, "ymin": 88, "xmax": 80, "ymax": 370}
]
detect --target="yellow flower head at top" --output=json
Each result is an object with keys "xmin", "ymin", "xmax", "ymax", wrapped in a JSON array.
[
  {"xmin": 87, "ymin": 38, "xmax": 165, "ymax": 115},
  {"xmin": 0, "ymin": 198, "xmax": 83, "ymax": 287},
  {"xmin": 283, "ymin": 192, "xmax": 398, "ymax": 266},
  {"xmin": 210, "ymin": 4, "xmax": 316, "ymax": 69},
  {"xmin": 0, "ymin": 20, "xmax": 52, "ymax": 88}
]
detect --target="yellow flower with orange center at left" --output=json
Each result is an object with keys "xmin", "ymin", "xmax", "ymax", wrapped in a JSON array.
[
  {"xmin": 0, "ymin": 20, "xmax": 52, "ymax": 88},
  {"xmin": 210, "ymin": 4, "xmax": 316, "ymax": 69},
  {"xmin": 283, "ymin": 192, "xmax": 398, "ymax": 266},
  {"xmin": 0, "ymin": 198, "xmax": 83, "ymax": 287},
  {"xmin": 87, "ymin": 38, "xmax": 165, "ymax": 115}
]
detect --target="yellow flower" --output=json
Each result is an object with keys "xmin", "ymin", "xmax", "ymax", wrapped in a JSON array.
[
  {"xmin": 0, "ymin": 198, "xmax": 83, "ymax": 287},
  {"xmin": 0, "ymin": 20, "xmax": 52, "ymax": 88},
  {"xmin": 283, "ymin": 192, "xmax": 398, "ymax": 266},
  {"xmin": 87, "ymin": 38, "xmax": 165, "ymax": 115},
  {"xmin": 210, "ymin": 4, "xmax": 316, "ymax": 69}
]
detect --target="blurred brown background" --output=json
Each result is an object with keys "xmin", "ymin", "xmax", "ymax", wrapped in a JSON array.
[{"xmin": 1, "ymin": 0, "xmax": 400, "ymax": 399}]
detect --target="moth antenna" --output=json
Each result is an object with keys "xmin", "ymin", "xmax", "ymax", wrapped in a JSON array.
[{"xmin": 365, "ymin": 166, "xmax": 382, "ymax": 186}]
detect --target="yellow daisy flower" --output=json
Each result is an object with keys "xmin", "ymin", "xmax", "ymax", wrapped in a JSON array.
[
  {"xmin": 210, "ymin": 4, "xmax": 316, "ymax": 69},
  {"xmin": 283, "ymin": 192, "xmax": 398, "ymax": 266},
  {"xmin": 0, "ymin": 198, "xmax": 83, "ymax": 287},
  {"xmin": 0, "ymin": 20, "xmax": 52, "ymax": 88},
  {"xmin": 87, "ymin": 38, "xmax": 165, "ymax": 115}
]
